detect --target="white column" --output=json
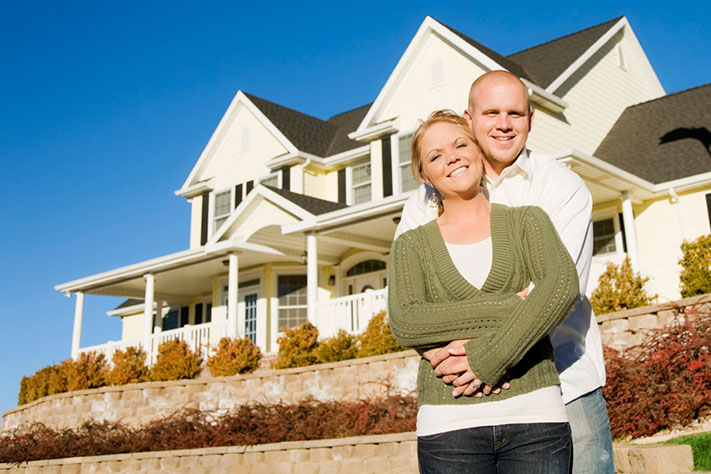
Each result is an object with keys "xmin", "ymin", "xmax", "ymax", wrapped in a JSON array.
[
  {"xmin": 228, "ymin": 252, "xmax": 239, "ymax": 339},
  {"xmin": 143, "ymin": 274, "xmax": 155, "ymax": 357},
  {"xmin": 154, "ymin": 300, "xmax": 164, "ymax": 334},
  {"xmin": 621, "ymin": 193, "xmax": 640, "ymax": 273},
  {"xmin": 306, "ymin": 232, "xmax": 318, "ymax": 325},
  {"xmin": 71, "ymin": 292, "xmax": 85, "ymax": 360}
]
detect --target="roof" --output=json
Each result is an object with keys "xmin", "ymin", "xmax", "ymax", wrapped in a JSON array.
[
  {"xmin": 594, "ymin": 84, "xmax": 711, "ymax": 184},
  {"xmin": 507, "ymin": 17, "xmax": 622, "ymax": 88},
  {"xmin": 244, "ymin": 92, "xmax": 369, "ymax": 157},
  {"xmin": 113, "ymin": 298, "xmax": 143, "ymax": 310},
  {"xmin": 263, "ymin": 185, "xmax": 349, "ymax": 215}
]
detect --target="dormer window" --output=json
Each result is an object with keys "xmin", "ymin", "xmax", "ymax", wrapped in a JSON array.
[
  {"xmin": 350, "ymin": 161, "xmax": 372, "ymax": 205},
  {"xmin": 260, "ymin": 173, "xmax": 279, "ymax": 188},
  {"xmin": 213, "ymin": 190, "xmax": 231, "ymax": 232}
]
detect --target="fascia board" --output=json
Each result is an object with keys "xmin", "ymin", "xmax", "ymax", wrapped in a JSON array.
[
  {"xmin": 554, "ymin": 149, "xmax": 656, "ymax": 192},
  {"xmin": 653, "ymin": 172, "xmax": 711, "ymax": 194},
  {"xmin": 348, "ymin": 120, "xmax": 399, "ymax": 142},
  {"xmin": 174, "ymin": 180, "xmax": 213, "ymax": 198},
  {"xmin": 547, "ymin": 18, "xmax": 626, "ymax": 94},
  {"xmin": 266, "ymin": 153, "xmax": 305, "ymax": 169},
  {"xmin": 177, "ymin": 91, "xmax": 299, "ymax": 194},
  {"xmin": 282, "ymin": 192, "xmax": 412, "ymax": 234},
  {"xmin": 107, "ymin": 302, "xmax": 149, "ymax": 317},
  {"xmin": 209, "ymin": 184, "xmax": 315, "ymax": 244},
  {"xmin": 616, "ymin": 17, "xmax": 665, "ymax": 96},
  {"xmin": 522, "ymin": 79, "xmax": 568, "ymax": 113},
  {"xmin": 321, "ymin": 145, "xmax": 370, "ymax": 169}
]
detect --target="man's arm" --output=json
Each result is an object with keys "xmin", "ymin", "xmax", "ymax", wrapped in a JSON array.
[{"xmin": 394, "ymin": 183, "xmax": 438, "ymax": 239}]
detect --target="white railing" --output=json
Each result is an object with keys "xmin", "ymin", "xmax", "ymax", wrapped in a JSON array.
[
  {"xmin": 77, "ymin": 321, "xmax": 227, "ymax": 365},
  {"xmin": 315, "ymin": 288, "xmax": 388, "ymax": 338}
]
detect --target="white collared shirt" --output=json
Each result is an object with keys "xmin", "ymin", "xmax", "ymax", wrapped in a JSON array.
[{"xmin": 395, "ymin": 149, "xmax": 606, "ymax": 404}]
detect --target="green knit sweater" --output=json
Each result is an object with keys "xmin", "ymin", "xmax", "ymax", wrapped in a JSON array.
[{"xmin": 388, "ymin": 204, "xmax": 579, "ymax": 406}]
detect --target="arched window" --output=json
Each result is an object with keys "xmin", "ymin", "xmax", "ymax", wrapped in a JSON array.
[{"xmin": 346, "ymin": 259, "xmax": 386, "ymax": 277}]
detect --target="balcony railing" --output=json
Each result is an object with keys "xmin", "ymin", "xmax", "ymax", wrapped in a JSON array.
[{"xmin": 315, "ymin": 288, "xmax": 388, "ymax": 338}]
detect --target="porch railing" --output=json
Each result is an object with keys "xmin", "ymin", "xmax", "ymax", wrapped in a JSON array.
[
  {"xmin": 77, "ymin": 320, "xmax": 228, "ymax": 364},
  {"xmin": 315, "ymin": 288, "xmax": 388, "ymax": 338}
]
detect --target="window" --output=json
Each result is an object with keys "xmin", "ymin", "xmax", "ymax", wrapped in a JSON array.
[
  {"xmin": 430, "ymin": 58, "xmax": 445, "ymax": 87},
  {"xmin": 259, "ymin": 173, "xmax": 279, "ymax": 188},
  {"xmin": 240, "ymin": 126, "xmax": 250, "ymax": 151},
  {"xmin": 617, "ymin": 44, "xmax": 626, "ymax": 70},
  {"xmin": 277, "ymin": 274, "xmax": 307, "ymax": 330},
  {"xmin": 244, "ymin": 293, "xmax": 258, "ymax": 343},
  {"xmin": 593, "ymin": 218, "xmax": 617, "ymax": 255},
  {"xmin": 351, "ymin": 161, "xmax": 372, "ymax": 205},
  {"xmin": 346, "ymin": 259, "xmax": 386, "ymax": 277},
  {"xmin": 398, "ymin": 134, "xmax": 416, "ymax": 193},
  {"xmin": 213, "ymin": 190, "xmax": 231, "ymax": 232}
]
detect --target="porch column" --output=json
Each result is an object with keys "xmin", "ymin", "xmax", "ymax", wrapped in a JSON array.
[
  {"xmin": 71, "ymin": 292, "xmax": 84, "ymax": 360},
  {"xmin": 307, "ymin": 232, "xmax": 318, "ymax": 325},
  {"xmin": 620, "ymin": 192, "xmax": 640, "ymax": 273},
  {"xmin": 228, "ymin": 252, "xmax": 239, "ymax": 339},
  {"xmin": 154, "ymin": 300, "xmax": 164, "ymax": 334},
  {"xmin": 143, "ymin": 273, "xmax": 155, "ymax": 357}
]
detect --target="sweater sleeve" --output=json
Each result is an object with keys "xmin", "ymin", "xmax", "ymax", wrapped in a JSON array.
[
  {"xmin": 388, "ymin": 231, "xmax": 523, "ymax": 348},
  {"xmin": 464, "ymin": 207, "xmax": 579, "ymax": 385}
]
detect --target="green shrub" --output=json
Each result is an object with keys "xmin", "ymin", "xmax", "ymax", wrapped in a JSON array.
[
  {"xmin": 105, "ymin": 347, "xmax": 149, "ymax": 386},
  {"xmin": 590, "ymin": 257, "xmax": 657, "ymax": 315},
  {"xmin": 679, "ymin": 234, "xmax": 711, "ymax": 297},
  {"xmin": 207, "ymin": 337, "xmax": 263, "ymax": 376},
  {"xmin": 357, "ymin": 312, "xmax": 403, "ymax": 358},
  {"xmin": 149, "ymin": 339, "xmax": 203, "ymax": 381},
  {"xmin": 63, "ymin": 352, "xmax": 108, "ymax": 392},
  {"xmin": 272, "ymin": 322, "xmax": 319, "ymax": 369},
  {"xmin": 316, "ymin": 329, "xmax": 359, "ymax": 363}
]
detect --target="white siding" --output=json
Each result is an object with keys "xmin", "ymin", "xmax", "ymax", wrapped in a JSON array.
[
  {"xmin": 189, "ymin": 195, "xmax": 203, "ymax": 249},
  {"xmin": 121, "ymin": 313, "xmax": 143, "ymax": 341}
]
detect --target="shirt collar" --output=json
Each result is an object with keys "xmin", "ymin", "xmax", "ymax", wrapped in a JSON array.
[{"xmin": 484, "ymin": 148, "xmax": 532, "ymax": 186}]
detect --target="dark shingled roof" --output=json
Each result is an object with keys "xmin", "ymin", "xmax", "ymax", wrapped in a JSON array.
[
  {"xmin": 244, "ymin": 92, "xmax": 369, "ymax": 157},
  {"xmin": 594, "ymin": 84, "xmax": 711, "ymax": 184},
  {"xmin": 263, "ymin": 185, "xmax": 348, "ymax": 215},
  {"xmin": 113, "ymin": 298, "xmax": 143, "ymax": 311},
  {"xmin": 507, "ymin": 17, "xmax": 622, "ymax": 89}
]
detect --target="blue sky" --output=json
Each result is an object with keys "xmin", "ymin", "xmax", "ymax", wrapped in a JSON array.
[{"xmin": 1, "ymin": 1, "xmax": 709, "ymax": 415}]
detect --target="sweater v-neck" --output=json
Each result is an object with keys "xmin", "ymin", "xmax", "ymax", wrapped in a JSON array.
[{"xmin": 422, "ymin": 203, "xmax": 513, "ymax": 300}]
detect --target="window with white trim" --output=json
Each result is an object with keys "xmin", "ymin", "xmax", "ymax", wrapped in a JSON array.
[
  {"xmin": 213, "ymin": 190, "xmax": 231, "ymax": 232},
  {"xmin": 259, "ymin": 172, "xmax": 279, "ymax": 188},
  {"xmin": 351, "ymin": 161, "xmax": 372, "ymax": 205},
  {"xmin": 593, "ymin": 217, "xmax": 617, "ymax": 255},
  {"xmin": 398, "ymin": 133, "xmax": 416, "ymax": 193},
  {"xmin": 277, "ymin": 274, "xmax": 307, "ymax": 330}
]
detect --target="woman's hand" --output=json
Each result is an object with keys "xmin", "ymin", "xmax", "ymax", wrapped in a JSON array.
[{"xmin": 446, "ymin": 344, "xmax": 511, "ymax": 398}]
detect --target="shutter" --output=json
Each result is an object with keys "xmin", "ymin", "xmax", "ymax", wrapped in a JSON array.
[
  {"xmin": 246, "ymin": 180, "xmax": 254, "ymax": 194},
  {"xmin": 234, "ymin": 184, "xmax": 243, "ymax": 209},
  {"xmin": 179, "ymin": 306, "xmax": 189, "ymax": 327},
  {"xmin": 194, "ymin": 303, "xmax": 203, "ymax": 325},
  {"xmin": 281, "ymin": 166, "xmax": 291, "ymax": 191},
  {"xmin": 618, "ymin": 213, "xmax": 628, "ymax": 253},
  {"xmin": 706, "ymin": 193, "xmax": 711, "ymax": 227},
  {"xmin": 338, "ymin": 168, "xmax": 346, "ymax": 204},
  {"xmin": 381, "ymin": 137, "xmax": 392, "ymax": 197},
  {"xmin": 200, "ymin": 192, "xmax": 210, "ymax": 245}
]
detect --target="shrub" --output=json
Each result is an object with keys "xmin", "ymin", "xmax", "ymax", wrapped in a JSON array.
[
  {"xmin": 316, "ymin": 329, "xmax": 359, "ymax": 363},
  {"xmin": 357, "ymin": 312, "xmax": 403, "ymax": 358},
  {"xmin": 679, "ymin": 234, "xmax": 711, "ymax": 297},
  {"xmin": 603, "ymin": 307, "xmax": 711, "ymax": 438},
  {"xmin": 149, "ymin": 339, "xmax": 203, "ymax": 381},
  {"xmin": 18, "ymin": 363, "xmax": 67, "ymax": 405},
  {"xmin": 105, "ymin": 346, "xmax": 149, "ymax": 386},
  {"xmin": 272, "ymin": 322, "xmax": 319, "ymax": 369},
  {"xmin": 590, "ymin": 257, "xmax": 656, "ymax": 315},
  {"xmin": 207, "ymin": 337, "xmax": 263, "ymax": 376},
  {"xmin": 63, "ymin": 352, "xmax": 108, "ymax": 392}
]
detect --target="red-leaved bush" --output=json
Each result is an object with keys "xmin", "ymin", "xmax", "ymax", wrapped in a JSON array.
[
  {"xmin": 0, "ymin": 394, "xmax": 417, "ymax": 463},
  {"xmin": 603, "ymin": 307, "xmax": 711, "ymax": 439}
]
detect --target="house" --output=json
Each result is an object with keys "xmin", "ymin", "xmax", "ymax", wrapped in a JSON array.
[{"xmin": 55, "ymin": 16, "xmax": 711, "ymax": 362}]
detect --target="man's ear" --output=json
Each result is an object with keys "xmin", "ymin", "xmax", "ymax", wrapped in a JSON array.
[
  {"xmin": 463, "ymin": 108, "xmax": 473, "ymax": 127},
  {"xmin": 528, "ymin": 108, "xmax": 534, "ymax": 131}
]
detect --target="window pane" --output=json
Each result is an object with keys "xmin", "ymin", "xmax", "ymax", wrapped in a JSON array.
[
  {"xmin": 352, "ymin": 163, "xmax": 371, "ymax": 185},
  {"xmin": 398, "ymin": 134, "xmax": 416, "ymax": 193},
  {"xmin": 593, "ymin": 218, "xmax": 617, "ymax": 255},
  {"xmin": 214, "ymin": 191, "xmax": 231, "ymax": 217},
  {"xmin": 277, "ymin": 275, "xmax": 307, "ymax": 329},
  {"xmin": 353, "ymin": 184, "xmax": 372, "ymax": 204},
  {"xmin": 346, "ymin": 259, "xmax": 386, "ymax": 277},
  {"xmin": 260, "ymin": 174, "xmax": 278, "ymax": 188}
]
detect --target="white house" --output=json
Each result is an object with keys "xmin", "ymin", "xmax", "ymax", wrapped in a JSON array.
[{"xmin": 55, "ymin": 16, "xmax": 711, "ymax": 362}]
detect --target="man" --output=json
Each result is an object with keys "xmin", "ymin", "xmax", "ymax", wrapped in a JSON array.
[{"xmin": 395, "ymin": 70, "xmax": 614, "ymax": 474}]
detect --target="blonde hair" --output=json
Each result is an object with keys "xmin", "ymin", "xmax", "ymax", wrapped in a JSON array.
[{"xmin": 411, "ymin": 109, "xmax": 477, "ymax": 184}]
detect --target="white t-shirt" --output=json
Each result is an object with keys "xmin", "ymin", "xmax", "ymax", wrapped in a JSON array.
[
  {"xmin": 396, "ymin": 149, "xmax": 606, "ymax": 404},
  {"xmin": 417, "ymin": 237, "xmax": 567, "ymax": 436}
]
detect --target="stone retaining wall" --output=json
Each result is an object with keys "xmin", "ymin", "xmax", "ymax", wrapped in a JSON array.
[
  {"xmin": 596, "ymin": 294, "xmax": 711, "ymax": 350},
  {"xmin": 2, "ymin": 351, "xmax": 419, "ymax": 432},
  {"xmin": 0, "ymin": 434, "xmax": 693, "ymax": 474}
]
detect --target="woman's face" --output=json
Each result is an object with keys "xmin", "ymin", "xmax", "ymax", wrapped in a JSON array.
[{"xmin": 419, "ymin": 121, "xmax": 484, "ymax": 199}]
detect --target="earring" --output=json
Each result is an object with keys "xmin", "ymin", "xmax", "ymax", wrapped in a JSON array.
[{"xmin": 429, "ymin": 192, "xmax": 439, "ymax": 208}]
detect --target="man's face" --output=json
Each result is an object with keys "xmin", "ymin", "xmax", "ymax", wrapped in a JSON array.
[{"xmin": 464, "ymin": 75, "xmax": 533, "ymax": 174}]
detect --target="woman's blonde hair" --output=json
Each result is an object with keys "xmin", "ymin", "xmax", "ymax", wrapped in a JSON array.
[{"xmin": 411, "ymin": 109, "xmax": 477, "ymax": 184}]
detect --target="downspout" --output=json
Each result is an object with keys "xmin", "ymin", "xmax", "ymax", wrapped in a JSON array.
[
  {"xmin": 298, "ymin": 158, "xmax": 312, "ymax": 194},
  {"xmin": 668, "ymin": 187, "xmax": 687, "ymax": 240}
]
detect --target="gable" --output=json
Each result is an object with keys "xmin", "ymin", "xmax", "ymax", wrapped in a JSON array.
[{"xmin": 215, "ymin": 192, "xmax": 304, "ymax": 243}]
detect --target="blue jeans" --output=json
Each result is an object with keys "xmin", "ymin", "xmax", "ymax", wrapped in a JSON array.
[
  {"xmin": 417, "ymin": 422, "xmax": 571, "ymax": 474},
  {"xmin": 566, "ymin": 388, "xmax": 615, "ymax": 474}
]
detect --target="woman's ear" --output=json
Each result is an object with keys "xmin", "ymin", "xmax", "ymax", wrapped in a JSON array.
[{"xmin": 420, "ymin": 171, "xmax": 432, "ymax": 187}]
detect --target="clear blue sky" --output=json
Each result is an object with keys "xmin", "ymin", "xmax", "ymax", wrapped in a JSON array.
[{"xmin": 1, "ymin": 1, "xmax": 709, "ymax": 416}]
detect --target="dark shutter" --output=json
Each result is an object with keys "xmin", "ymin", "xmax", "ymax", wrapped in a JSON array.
[
  {"xmin": 281, "ymin": 166, "xmax": 291, "ymax": 191},
  {"xmin": 234, "ymin": 184, "xmax": 243, "ymax": 209},
  {"xmin": 179, "ymin": 306, "xmax": 189, "ymax": 327},
  {"xmin": 246, "ymin": 180, "xmax": 254, "ymax": 194},
  {"xmin": 194, "ymin": 303, "xmax": 203, "ymax": 325},
  {"xmin": 706, "ymin": 193, "xmax": 711, "ymax": 228},
  {"xmin": 618, "ymin": 213, "xmax": 627, "ymax": 253},
  {"xmin": 338, "ymin": 168, "xmax": 346, "ymax": 204},
  {"xmin": 381, "ymin": 137, "xmax": 392, "ymax": 197},
  {"xmin": 200, "ymin": 192, "xmax": 210, "ymax": 245},
  {"xmin": 206, "ymin": 303, "xmax": 212, "ymax": 323}
]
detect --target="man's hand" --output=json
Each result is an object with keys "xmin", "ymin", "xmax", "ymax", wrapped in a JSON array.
[
  {"xmin": 423, "ymin": 339, "xmax": 471, "ymax": 368},
  {"xmin": 440, "ymin": 344, "xmax": 511, "ymax": 397}
]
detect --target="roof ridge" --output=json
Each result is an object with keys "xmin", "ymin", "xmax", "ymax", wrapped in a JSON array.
[
  {"xmin": 328, "ymin": 102, "xmax": 372, "ymax": 121},
  {"xmin": 243, "ymin": 91, "xmax": 337, "ymax": 128},
  {"xmin": 625, "ymin": 83, "xmax": 711, "ymax": 109},
  {"xmin": 508, "ymin": 16, "xmax": 623, "ymax": 57}
]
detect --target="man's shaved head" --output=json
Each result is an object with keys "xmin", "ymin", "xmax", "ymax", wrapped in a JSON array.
[{"xmin": 468, "ymin": 70, "xmax": 531, "ymax": 113}]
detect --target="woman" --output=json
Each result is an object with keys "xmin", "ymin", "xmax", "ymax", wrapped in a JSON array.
[{"xmin": 388, "ymin": 110, "xmax": 579, "ymax": 473}]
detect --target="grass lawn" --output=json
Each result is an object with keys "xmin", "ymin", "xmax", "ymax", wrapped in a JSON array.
[{"xmin": 665, "ymin": 431, "xmax": 711, "ymax": 471}]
